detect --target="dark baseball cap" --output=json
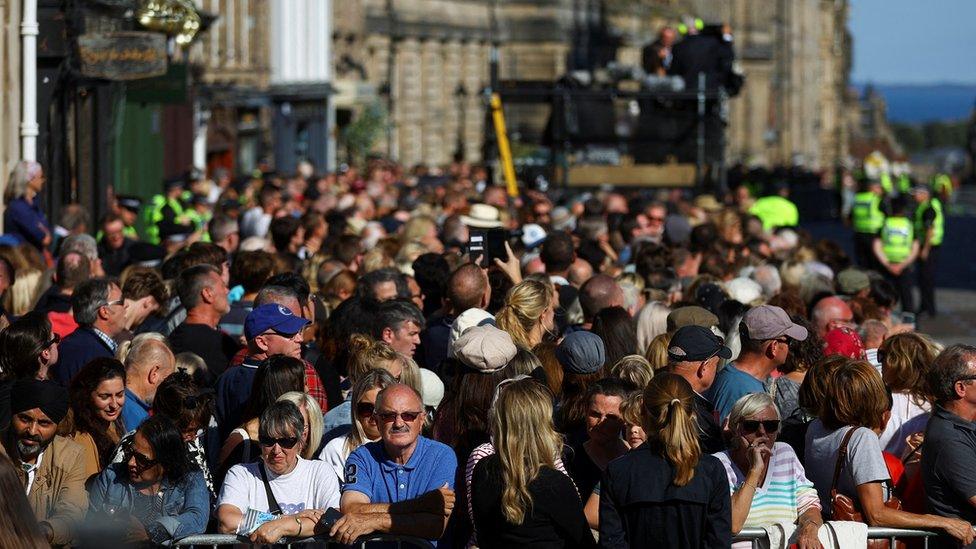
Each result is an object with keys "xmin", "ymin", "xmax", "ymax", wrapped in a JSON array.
[
  {"xmin": 668, "ymin": 325, "xmax": 732, "ymax": 362},
  {"xmin": 244, "ymin": 303, "xmax": 310, "ymax": 340}
]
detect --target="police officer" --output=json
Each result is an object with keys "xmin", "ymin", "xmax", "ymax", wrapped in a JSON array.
[
  {"xmin": 879, "ymin": 171, "xmax": 894, "ymax": 196},
  {"xmin": 850, "ymin": 179, "xmax": 886, "ymax": 270},
  {"xmin": 748, "ymin": 181, "xmax": 798, "ymax": 232},
  {"xmin": 912, "ymin": 185, "xmax": 944, "ymax": 317},
  {"xmin": 932, "ymin": 172, "xmax": 953, "ymax": 200},
  {"xmin": 144, "ymin": 177, "xmax": 193, "ymax": 245},
  {"xmin": 873, "ymin": 196, "xmax": 919, "ymax": 313}
]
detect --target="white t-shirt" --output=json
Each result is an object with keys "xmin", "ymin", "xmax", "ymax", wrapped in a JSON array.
[
  {"xmin": 218, "ymin": 457, "xmax": 341, "ymax": 515},
  {"xmin": 879, "ymin": 392, "xmax": 930, "ymax": 456},
  {"xmin": 319, "ymin": 436, "xmax": 352, "ymax": 483}
]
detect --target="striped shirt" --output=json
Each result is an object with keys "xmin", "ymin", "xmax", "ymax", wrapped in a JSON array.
[{"xmin": 714, "ymin": 442, "xmax": 821, "ymax": 549}]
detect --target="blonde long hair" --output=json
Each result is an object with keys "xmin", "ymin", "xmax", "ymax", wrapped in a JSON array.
[
  {"xmin": 643, "ymin": 373, "xmax": 701, "ymax": 486},
  {"xmin": 277, "ymin": 391, "xmax": 324, "ymax": 459},
  {"xmin": 496, "ymin": 279, "xmax": 553, "ymax": 348},
  {"xmin": 491, "ymin": 378, "xmax": 563, "ymax": 525},
  {"xmin": 345, "ymin": 369, "xmax": 397, "ymax": 454}
]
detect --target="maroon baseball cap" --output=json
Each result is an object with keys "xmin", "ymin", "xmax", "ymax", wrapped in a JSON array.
[{"xmin": 743, "ymin": 305, "xmax": 808, "ymax": 341}]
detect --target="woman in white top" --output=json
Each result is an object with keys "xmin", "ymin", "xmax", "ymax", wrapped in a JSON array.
[
  {"xmin": 319, "ymin": 368, "xmax": 397, "ymax": 482},
  {"xmin": 217, "ymin": 356, "xmax": 305, "ymax": 481},
  {"xmin": 217, "ymin": 400, "xmax": 341, "ymax": 543},
  {"xmin": 878, "ymin": 333, "xmax": 939, "ymax": 456}
]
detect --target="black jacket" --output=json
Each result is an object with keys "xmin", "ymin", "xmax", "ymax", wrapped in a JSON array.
[
  {"xmin": 695, "ymin": 392, "xmax": 725, "ymax": 454},
  {"xmin": 472, "ymin": 455, "xmax": 595, "ymax": 549},
  {"xmin": 599, "ymin": 443, "xmax": 731, "ymax": 548}
]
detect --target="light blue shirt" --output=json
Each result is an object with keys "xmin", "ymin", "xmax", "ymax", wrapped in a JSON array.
[{"xmin": 705, "ymin": 362, "xmax": 767, "ymax": 425}]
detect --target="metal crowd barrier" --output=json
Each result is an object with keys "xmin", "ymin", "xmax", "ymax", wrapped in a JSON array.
[
  {"xmin": 173, "ymin": 533, "xmax": 433, "ymax": 548},
  {"xmin": 734, "ymin": 526, "xmax": 936, "ymax": 548}
]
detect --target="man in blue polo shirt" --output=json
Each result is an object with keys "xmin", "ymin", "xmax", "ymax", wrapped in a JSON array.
[{"xmin": 331, "ymin": 384, "xmax": 457, "ymax": 545}]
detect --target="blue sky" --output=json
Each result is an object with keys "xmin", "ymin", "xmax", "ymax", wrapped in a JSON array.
[{"xmin": 849, "ymin": 0, "xmax": 976, "ymax": 85}]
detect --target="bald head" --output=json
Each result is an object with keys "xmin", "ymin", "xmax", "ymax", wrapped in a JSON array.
[
  {"xmin": 122, "ymin": 334, "xmax": 175, "ymax": 402},
  {"xmin": 579, "ymin": 274, "xmax": 624, "ymax": 322},
  {"xmin": 811, "ymin": 296, "xmax": 854, "ymax": 337},
  {"xmin": 56, "ymin": 251, "xmax": 91, "ymax": 291},
  {"xmin": 375, "ymin": 383, "xmax": 424, "ymax": 412},
  {"xmin": 447, "ymin": 263, "xmax": 489, "ymax": 313},
  {"xmin": 567, "ymin": 259, "xmax": 594, "ymax": 288}
]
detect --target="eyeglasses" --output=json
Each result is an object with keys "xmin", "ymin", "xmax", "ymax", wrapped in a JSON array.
[
  {"xmin": 955, "ymin": 375, "xmax": 976, "ymax": 385},
  {"xmin": 356, "ymin": 402, "xmax": 375, "ymax": 418},
  {"xmin": 258, "ymin": 436, "xmax": 300, "ymax": 449},
  {"xmin": 740, "ymin": 419, "xmax": 780, "ymax": 434},
  {"xmin": 45, "ymin": 333, "xmax": 60, "ymax": 347},
  {"xmin": 101, "ymin": 298, "xmax": 125, "ymax": 308},
  {"xmin": 375, "ymin": 410, "xmax": 423, "ymax": 424},
  {"xmin": 123, "ymin": 441, "xmax": 159, "ymax": 471}
]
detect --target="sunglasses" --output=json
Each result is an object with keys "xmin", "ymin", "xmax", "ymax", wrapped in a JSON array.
[
  {"xmin": 258, "ymin": 436, "xmax": 300, "ymax": 449},
  {"xmin": 45, "ymin": 333, "xmax": 60, "ymax": 347},
  {"xmin": 123, "ymin": 441, "xmax": 158, "ymax": 471},
  {"xmin": 375, "ymin": 410, "xmax": 423, "ymax": 424},
  {"xmin": 740, "ymin": 419, "xmax": 780, "ymax": 434},
  {"xmin": 356, "ymin": 402, "xmax": 375, "ymax": 418}
]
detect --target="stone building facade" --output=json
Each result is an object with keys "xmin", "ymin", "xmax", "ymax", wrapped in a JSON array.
[
  {"xmin": 191, "ymin": 0, "xmax": 336, "ymax": 175},
  {"xmin": 682, "ymin": 0, "xmax": 851, "ymax": 169},
  {"xmin": 0, "ymin": 0, "xmax": 24, "ymax": 180},
  {"xmin": 334, "ymin": 0, "xmax": 853, "ymax": 171}
]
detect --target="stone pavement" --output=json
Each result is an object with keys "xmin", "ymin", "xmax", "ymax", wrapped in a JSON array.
[{"xmin": 918, "ymin": 288, "xmax": 976, "ymax": 346}]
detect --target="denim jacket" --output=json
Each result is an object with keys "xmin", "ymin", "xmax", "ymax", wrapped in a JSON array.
[{"xmin": 88, "ymin": 463, "xmax": 209, "ymax": 544}]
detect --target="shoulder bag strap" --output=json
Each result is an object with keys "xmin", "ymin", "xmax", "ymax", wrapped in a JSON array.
[
  {"xmin": 830, "ymin": 427, "xmax": 857, "ymax": 495},
  {"xmin": 259, "ymin": 462, "xmax": 283, "ymax": 516}
]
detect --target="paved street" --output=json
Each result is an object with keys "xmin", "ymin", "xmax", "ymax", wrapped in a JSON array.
[{"xmin": 919, "ymin": 289, "xmax": 976, "ymax": 346}]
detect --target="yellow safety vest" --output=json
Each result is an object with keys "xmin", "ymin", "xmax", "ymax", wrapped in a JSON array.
[
  {"xmin": 851, "ymin": 192, "xmax": 884, "ymax": 234},
  {"xmin": 915, "ymin": 198, "xmax": 944, "ymax": 247},
  {"xmin": 880, "ymin": 216, "xmax": 913, "ymax": 263},
  {"xmin": 748, "ymin": 196, "xmax": 799, "ymax": 232}
]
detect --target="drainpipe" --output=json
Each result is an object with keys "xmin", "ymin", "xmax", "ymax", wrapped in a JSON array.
[{"xmin": 20, "ymin": 0, "xmax": 39, "ymax": 161}]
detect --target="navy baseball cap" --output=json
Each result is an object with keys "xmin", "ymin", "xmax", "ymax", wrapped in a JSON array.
[
  {"xmin": 244, "ymin": 304, "xmax": 310, "ymax": 340},
  {"xmin": 668, "ymin": 325, "xmax": 732, "ymax": 362}
]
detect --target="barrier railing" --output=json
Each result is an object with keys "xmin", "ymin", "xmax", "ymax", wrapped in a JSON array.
[
  {"xmin": 173, "ymin": 533, "xmax": 433, "ymax": 548},
  {"xmin": 734, "ymin": 526, "xmax": 936, "ymax": 548}
]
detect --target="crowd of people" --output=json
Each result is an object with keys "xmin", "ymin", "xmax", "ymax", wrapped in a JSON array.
[{"xmin": 0, "ymin": 156, "xmax": 972, "ymax": 549}]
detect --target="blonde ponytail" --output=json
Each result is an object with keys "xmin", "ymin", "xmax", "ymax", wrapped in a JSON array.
[
  {"xmin": 644, "ymin": 373, "xmax": 701, "ymax": 486},
  {"xmin": 496, "ymin": 279, "xmax": 553, "ymax": 348}
]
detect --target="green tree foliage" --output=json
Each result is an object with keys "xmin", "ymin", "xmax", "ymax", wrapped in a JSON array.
[
  {"xmin": 341, "ymin": 102, "xmax": 389, "ymax": 165},
  {"xmin": 893, "ymin": 120, "xmax": 968, "ymax": 154}
]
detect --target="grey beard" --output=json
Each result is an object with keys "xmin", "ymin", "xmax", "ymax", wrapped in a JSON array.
[{"xmin": 16, "ymin": 437, "xmax": 49, "ymax": 461}]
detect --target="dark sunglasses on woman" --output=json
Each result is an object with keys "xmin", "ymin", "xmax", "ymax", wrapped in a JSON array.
[
  {"xmin": 258, "ymin": 436, "xmax": 300, "ymax": 449},
  {"xmin": 741, "ymin": 419, "xmax": 780, "ymax": 434}
]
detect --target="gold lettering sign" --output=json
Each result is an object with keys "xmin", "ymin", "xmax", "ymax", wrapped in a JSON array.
[{"xmin": 77, "ymin": 32, "xmax": 168, "ymax": 81}]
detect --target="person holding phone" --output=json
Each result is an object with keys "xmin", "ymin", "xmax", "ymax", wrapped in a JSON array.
[{"xmin": 714, "ymin": 393, "xmax": 822, "ymax": 549}]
